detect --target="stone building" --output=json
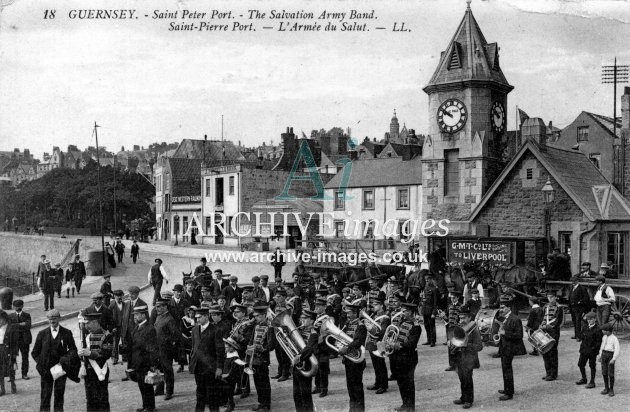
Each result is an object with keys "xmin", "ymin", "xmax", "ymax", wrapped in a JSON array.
[{"xmin": 421, "ymin": 2, "xmax": 513, "ymax": 227}]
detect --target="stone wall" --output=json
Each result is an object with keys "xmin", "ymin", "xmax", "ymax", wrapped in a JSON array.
[
  {"xmin": 473, "ymin": 152, "xmax": 585, "ymax": 237},
  {"xmin": 0, "ymin": 233, "xmax": 102, "ymax": 274}
]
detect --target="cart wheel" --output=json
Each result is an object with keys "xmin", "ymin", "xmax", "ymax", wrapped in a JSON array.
[{"xmin": 610, "ymin": 295, "xmax": 630, "ymax": 338}]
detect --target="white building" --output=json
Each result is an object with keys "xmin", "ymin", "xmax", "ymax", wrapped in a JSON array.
[{"xmin": 323, "ymin": 157, "xmax": 423, "ymax": 242}]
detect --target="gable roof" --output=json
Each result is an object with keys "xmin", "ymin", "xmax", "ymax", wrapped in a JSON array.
[
  {"xmin": 585, "ymin": 112, "xmax": 622, "ymax": 139},
  {"xmin": 325, "ymin": 157, "xmax": 422, "ymax": 189},
  {"xmin": 377, "ymin": 142, "xmax": 422, "ymax": 160},
  {"xmin": 469, "ymin": 140, "xmax": 630, "ymax": 222},
  {"xmin": 168, "ymin": 158, "xmax": 202, "ymax": 197},
  {"xmin": 172, "ymin": 139, "xmax": 246, "ymax": 164},
  {"xmin": 423, "ymin": 5, "xmax": 512, "ymax": 93}
]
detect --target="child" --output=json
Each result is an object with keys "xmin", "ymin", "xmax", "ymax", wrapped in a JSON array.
[
  {"xmin": 598, "ymin": 323, "xmax": 620, "ymax": 396},
  {"xmin": 526, "ymin": 297, "xmax": 543, "ymax": 356},
  {"xmin": 577, "ymin": 312, "xmax": 602, "ymax": 388}
]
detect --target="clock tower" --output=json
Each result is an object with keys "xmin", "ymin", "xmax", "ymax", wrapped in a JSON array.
[{"xmin": 421, "ymin": 1, "xmax": 513, "ymax": 225}]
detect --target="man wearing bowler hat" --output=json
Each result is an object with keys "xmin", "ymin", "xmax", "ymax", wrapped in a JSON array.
[
  {"xmin": 497, "ymin": 293, "xmax": 526, "ymax": 401},
  {"xmin": 148, "ymin": 258, "xmax": 169, "ymax": 305},
  {"xmin": 129, "ymin": 305, "xmax": 159, "ymax": 412},
  {"xmin": 9, "ymin": 299, "xmax": 32, "ymax": 380},
  {"xmin": 190, "ymin": 307, "xmax": 224, "ymax": 412}
]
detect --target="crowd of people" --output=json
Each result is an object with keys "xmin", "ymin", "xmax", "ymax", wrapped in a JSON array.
[{"xmin": 0, "ymin": 253, "xmax": 625, "ymax": 411}]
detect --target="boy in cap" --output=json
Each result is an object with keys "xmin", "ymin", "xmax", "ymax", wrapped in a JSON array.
[
  {"xmin": 576, "ymin": 312, "xmax": 602, "ymax": 388},
  {"xmin": 84, "ymin": 292, "xmax": 114, "ymax": 333},
  {"xmin": 497, "ymin": 294, "xmax": 526, "ymax": 401},
  {"xmin": 80, "ymin": 312, "xmax": 114, "ymax": 411},
  {"xmin": 8, "ymin": 299, "xmax": 32, "ymax": 380},
  {"xmin": 32, "ymin": 309, "xmax": 78, "ymax": 410},
  {"xmin": 541, "ymin": 289, "xmax": 563, "ymax": 381},
  {"xmin": 525, "ymin": 296, "xmax": 543, "ymax": 356},
  {"xmin": 569, "ymin": 275, "xmax": 590, "ymax": 340},
  {"xmin": 598, "ymin": 323, "xmax": 620, "ymax": 396}
]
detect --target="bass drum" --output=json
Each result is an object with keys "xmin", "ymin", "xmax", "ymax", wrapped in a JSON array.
[{"xmin": 475, "ymin": 309, "xmax": 502, "ymax": 347}]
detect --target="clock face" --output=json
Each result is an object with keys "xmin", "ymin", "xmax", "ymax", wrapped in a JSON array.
[
  {"xmin": 491, "ymin": 101, "xmax": 506, "ymax": 133},
  {"xmin": 437, "ymin": 99, "xmax": 467, "ymax": 133}
]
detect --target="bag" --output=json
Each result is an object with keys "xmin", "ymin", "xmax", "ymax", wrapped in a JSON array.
[
  {"xmin": 144, "ymin": 370, "xmax": 164, "ymax": 385},
  {"xmin": 50, "ymin": 364, "xmax": 66, "ymax": 381}
]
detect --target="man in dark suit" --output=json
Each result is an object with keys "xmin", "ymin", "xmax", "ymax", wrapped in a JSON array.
[
  {"xmin": 189, "ymin": 307, "xmax": 225, "ymax": 411},
  {"xmin": 421, "ymin": 274, "xmax": 439, "ymax": 346},
  {"xmin": 100, "ymin": 274, "xmax": 113, "ymax": 308},
  {"xmin": 270, "ymin": 247, "xmax": 286, "ymax": 279},
  {"xmin": 526, "ymin": 297, "xmax": 544, "ymax": 356},
  {"xmin": 568, "ymin": 276, "xmax": 591, "ymax": 341},
  {"xmin": 83, "ymin": 292, "xmax": 114, "ymax": 333},
  {"xmin": 31, "ymin": 309, "xmax": 79, "ymax": 411},
  {"xmin": 69, "ymin": 255, "xmax": 87, "ymax": 294},
  {"xmin": 576, "ymin": 312, "xmax": 603, "ymax": 388},
  {"xmin": 108, "ymin": 290, "xmax": 125, "ymax": 365},
  {"xmin": 9, "ymin": 299, "xmax": 32, "ymax": 380},
  {"xmin": 215, "ymin": 270, "xmax": 230, "ymax": 293},
  {"xmin": 153, "ymin": 298, "xmax": 181, "ymax": 400},
  {"xmin": 121, "ymin": 286, "xmax": 147, "ymax": 376},
  {"xmin": 39, "ymin": 259, "xmax": 55, "ymax": 311},
  {"xmin": 129, "ymin": 306, "xmax": 159, "ymax": 412},
  {"xmin": 0, "ymin": 309, "xmax": 18, "ymax": 395},
  {"xmin": 497, "ymin": 294, "xmax": 526, "ymax": 401},
  {"xmin": 148, "ymin": 258, "xmax": 169, "ymax": 306},
  {"xmin": 222, "ymin": 276, "xmax": 243, "ymax": 305},
  {"xmin": 541, "ymin": 289, "xmax": 564, "ymax": 381}
]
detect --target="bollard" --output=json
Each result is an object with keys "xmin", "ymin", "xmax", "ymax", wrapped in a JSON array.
[
  {"xmin": 86, "ymin": 249, "xmax": 105, "ymax": 277},
  {"xmin": 0, "ymin": 287, "xmax": 13, "ymax": 310}
]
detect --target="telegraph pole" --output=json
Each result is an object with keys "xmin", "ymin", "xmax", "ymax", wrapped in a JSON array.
[
  {"xmin": 94, "ymin": 122, "xmax": 106, "ymax": 274},
  {"xmin": 602, "ymin": 58, "xmax": 629, "ymax": 192}
]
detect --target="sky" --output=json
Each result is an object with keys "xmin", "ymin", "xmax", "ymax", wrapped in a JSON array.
[{"xmin": 1, "ymin": 0, "xmax": 630, "ymax": 157}]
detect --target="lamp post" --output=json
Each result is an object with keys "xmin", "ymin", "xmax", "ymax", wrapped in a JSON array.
[
  {"xmin": 174, "ymin": 213, "xmax": 179, "ymax": 246},
  {"xmin": 541, "ymin": 179, "xmax": 555, "ymax": 252}
]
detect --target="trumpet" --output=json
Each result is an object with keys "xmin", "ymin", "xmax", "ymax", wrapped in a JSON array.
[
  {"xmin": 437, "ymin": 309, "xmax": 449, "ymax": 325},
  {"xmin": 271, "ymin": 310, "xmax": 318, "ymax": 378},
  {"xmin": 359, "ymin": 309, "xmax": 382, "ymax": 340},
  {"xmin": 372, "ymin": 324, "xmax": 399, "ymax": 358},
  {"xmin": 244, "ymin": 324, "xmax": 266, "ymax": 375},
  {"xmin": 319, "ymin": 318, "xmax": 365, "ymax": 363}
]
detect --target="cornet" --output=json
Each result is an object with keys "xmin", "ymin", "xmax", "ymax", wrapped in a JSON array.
[
  {"xmin": 437, "ymin": 309, "xmax": 449, "ymax": 325},
  {"xmin": 319, "ymin": 318, "xmax": 365, "ymax": 363}
]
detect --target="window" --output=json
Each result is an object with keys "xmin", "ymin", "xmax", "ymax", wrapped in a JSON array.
[
  {"xmin": 229, "ymin": 176, "xmax": 235, "ymax": 195},
  {"xmin": 362, "ymin": 189, "xmax": 374, "ymax": 210},
  {"xmin": 444, "ymin": 149, "xmax": 460, "ymax": 196},
  {"xmin": 559, "ymin": 232, "xmax": 572, "ymax": 256},
  {"xmin": 577, "ymin": 126, "xmax": 589, "ymax": 142},
  {"xmin": 335, "ymin": 221, "xmax": 345, "ymax": 238},
  {"xmin": 607, "ymin": 233, "xmax": 626, "ymax": 278},
  {"xmin": 334, "ymin": 190, "xmax": 345, "ymax": 210},
  {"xmin": 164, "ymin": 194, "xmax": 170, "ymax": 212},
  {"xmin": 589, "ymin": 153, "xmax": 601, "ymax": 170},
  {"xmin": 226, "ymin": 216, "xmax": 233, "ymax": 235},
  {"xmin": 526, "ymin": 169, "xmax": 533, "ymax": 180},
  {"xmin": 205, "ymin": 178, "xmax": 211, "ymax": 197},
  {"xmin": 215, "ymin": 178, "xmax": 224, "ymax": 207},
  {"xmin": 363, "ymin": 221, "xmax": 375, "ymax": 239},
  {"xmin": 206, "ymin": 217, "xmax": 212, "ymax": 234},
  {"xmin": 183, "ymin": 216, "xmax": 189, "ymax": 233},
  {"xmin": 397, "ymin": 187, "xmax": 409, "ymax": 209}
]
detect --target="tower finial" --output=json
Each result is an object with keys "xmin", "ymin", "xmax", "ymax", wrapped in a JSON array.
[{"xmin": 466, "ymin": 0, "xmax": 472, "ymax": 10}]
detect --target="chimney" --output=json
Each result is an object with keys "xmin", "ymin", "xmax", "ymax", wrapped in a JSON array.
[
  {"xmin": 121, "ymin": 146, "xmax": 125, "ymax": 152},
  {"xmin": 133, "ymin": 145, "xmax": 140, "ymax": 151},
  {"xmin": 24, "ymin": 149, "xmax": 30, "ymax": 159},
  {"xmin": 349, "ymin": 150, "xmax": 358, "ymax": 160},
  {"xmin": 521, "ymin": 118, "xmax": 547, "ymax": 150},
  {"xmin": 622, "ymin": 86, "xmax": 630, "ymax": 130}
]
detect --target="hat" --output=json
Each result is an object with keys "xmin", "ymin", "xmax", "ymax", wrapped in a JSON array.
[
  {"xmin": 581, "ymin": 262, "xmax": 591, "ymax": 266},
  {"xmin": 471, "ymin": 289, "xmax": 480, "ymax": 295},
  {"xmin": 200, "ymin": 257, "xmax": 207, "ymax": 262},
  {"xmin": 312, "ymin": 273, "xmax": 321, "ymax": 279},
  {"xmin": 208, "ymin": 305, "xmax": 224, "ymax": 314},
  {"xmin": 499, "ymin": 293, "xmax": 515, "ymax": 303},
  {"xmin": 600, "ymin": 263, "xmax": 610, "ymax": 269},
  {"xmin": 528, "ymin": 296, "xmax": 540, "ymax": 304},
  {"xmin": 342, "ymin": 287, "xmax": 351, "ymax": 293},
  {"xmin": 155, "ymin": 298, "xmax": 170, "ymax": 305},
  {"xmin": 55, "ymin": 263, "xmax": 61, "ymax": 267},
  {"xmin": 75, "ymin": 254, "xmax": 81, "ymax": 258},
  {"xmin": 275, "ymin": 288, "xmax": 287, "ymax": 296},
  {"xmin": 371, "ymin": 297, "xmax": 385, "ymax": 305},
  {"xmin": 84, "ymin": 312, "xmax": 102, "ymax": 320},
  {"xmin": 302, "ymin": 309, "xmax": 317, "ymax": 320},
  {"xmin": 216, "ymin": 295, "xmax": 227, "ymax": 301},
  {"xmin": 459, "ymin": 306, "xmax": 471, "ymax": 315},
  {"xmin": 584, "ymin": 312, "xmax": 597, "ymax": 321},
  {"xmin": 253, "ymin": 300, "xmax": 269, "ymax": 311},
  {"xmin": 133, "ymin": 305, "xmax": 149, "ymax": 314},
  {"xmin": 90, "ymin": 292, "xmax": 104, "ymax": 299},
  {"xmin": 103, "ymin": 273, "xmax": 111, "ymax": 279},
  {"xmin": 571, "ymin": 275, "xmax": 580, "ymax": 282},
  {"xmin": 155, "ymin": 258, "xmax": 163, "ymax": 264},
  {"xmin": 545, "ymin": 289, "xmax": 557, "ymax": 296},
  {"xmin": 223, "ymin": 337, "xmax": 241, "ymax": 351},
  {"xmin": 172, "ymin": 284, "xmax": 184, "ymax": 292},
  {"xmin": 194, "ymin": 307, "xmax": 209, "ymax": 316},
  {"xmin": 314, "ymin": 297, "xmax": 328, "ymax": 306},
  {"xmin": 201, "ymin": 286, "xmax": 212, "ymax": 292},
  {"xmin": 596, "ymin": 275, "xmax": 606, "ymax": 282},
  {"xmin": 46, "ymin": 309, "xmax": 61, "ymax": 319},
  {"xmin": 12, "ymin": 299, "xmax": 24, "ymax": 308},
  {"xmin": 449, "ymin": 291, "xmax": 461, "ymax": 297},
  {"xmin": 161, "ymin": 290, "xmax": 174, "ymax": 297},
  {"xmin": 284, "ymin": 281, "xmax": 295, "ymax": 288},
  {"xmin": 229, "ymin": 275, "xmax": 238, "ymax": 281},
  {"xmin": 601, "ymin": 323, "xmax": 613, "ymax": 332},
  {"xmin": 112, "ymin": 290, "xmax": 124, "ymax": 297},
  {"xmin": 344, "ymin": 304, "xmax": 361, "ymax": 312},
  {"xmin": 128, "ymin": 286, "xmax": 141, "ymax": 294},
  {"xmin": 185, "ymin": 279, "xmax": 195, "ymax": 285},
  {"xmin": 260, "ymin": 275, "xmax": 269, "ymax": 280},
  {"xmin": 252, "ymin": 276, "xmax": 260, "ymax": 282},
  {"xmin": 400, "ymin": 302, "xmax": 417, "ymax": 311},
  {"xmin": 231, "ymin": 303, "xmax": 247, "ymax": 312}
]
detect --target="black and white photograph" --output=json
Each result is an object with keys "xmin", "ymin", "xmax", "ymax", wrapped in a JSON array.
[{"xmin": 1, "ymin": 0, "xmax": 630, "ymax": 410}]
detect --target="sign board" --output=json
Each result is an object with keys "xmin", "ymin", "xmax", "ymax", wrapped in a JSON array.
[
  {"xmin": 448, "ymin": 240, "xmax": 512, "ymax": 264},
  {"xmin": 172, "ymin": 195, "xmax": 201, "ymax": 204}
]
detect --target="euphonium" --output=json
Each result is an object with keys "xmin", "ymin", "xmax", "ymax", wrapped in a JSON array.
[
  {"xmin": 372, "ymin": 324, "xmax": 399, "ymax": 358},
  {"xmin": 359, "ymin": 309, "xmax": 381, "ymax": 340},
  {"xmin": 319, "ymin": 317, "xmax": 365, "ymax": 363},
  {"xmin": 271, "ymin": 310, "xmax": 318, "ymax": 377}
]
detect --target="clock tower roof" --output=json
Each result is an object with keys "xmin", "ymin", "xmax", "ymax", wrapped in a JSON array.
[{"xmin": 423, "ymin": 4, "xmax": 513, "ymax": 94}]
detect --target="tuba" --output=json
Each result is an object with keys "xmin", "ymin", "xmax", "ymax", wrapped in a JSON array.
[
  {"xmin": 372, "ymin": 311, "xmax": 402, "ymax": 358},
  {"xmin": 271, "ymin": 310, "xmax": 318, "ymax": 378},
  {"xmin": 359, "ymin": 309, "xmax": 382, "ymax": 340},
  {"xmin": 319, "ymin": 318, "xmax": 365, "ymax": 363}
]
